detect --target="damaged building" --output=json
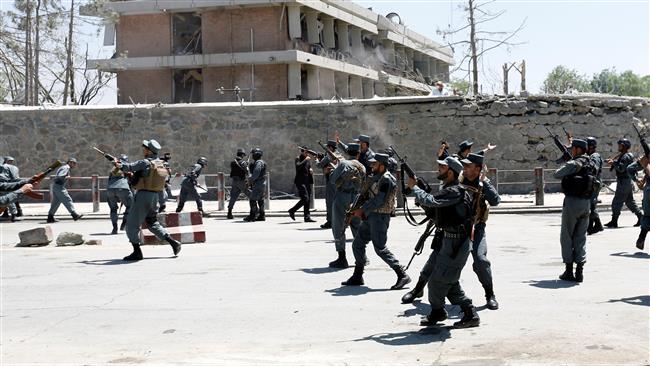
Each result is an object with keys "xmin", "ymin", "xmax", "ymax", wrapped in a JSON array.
[{"xmin": 85, "ymin": 0, "xmax": 454, "ymax": 104}]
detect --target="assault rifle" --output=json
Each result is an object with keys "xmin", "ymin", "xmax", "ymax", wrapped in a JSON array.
[
  {"xmin": 632, "ymin": 122, "xmax": 650, "ymax": 158},
  {"xmin": 387, "ymin": 145, "xmax": 431, "ymax": 194},
  {"xmin": 545, "ymin": 126, "xmax": 572, "ymax": 163},
  {"xmin": 92, "ymin": 146, "xmax": 117, "ymax": 162},
  {"xmin": 298, "ymin": 145, "xmax": 324, "ymax": 160},
  {"xmin": 405, "ymin": 220, "xmax": 436, "ymax": 270},
  {"xmin": 22, "ymin": 160, "xmax": 64, "ymax": 200},
  {"xmin": 344, "ymin": 184, "xmax": 370, "ymax": 226},
  {"xmin": 318, "ymin": 140, "xmax": 343, "ymax": 163}
]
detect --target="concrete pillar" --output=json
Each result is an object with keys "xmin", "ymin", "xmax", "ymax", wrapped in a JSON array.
[
  {"xmin": 319, "ymin": 68, "xmax": 336, "ymax": 99},
  {"xmin": 335, "ymin": 72, "xmax": 349, "ymax": 99},
  {"xmin": 406, "ymin": 49, "xmax": 414, "ymax": 70},
  {"xmin": 336, "ymin": 21, "xmax": 350, "ymax": 53},
  {"xmin": 288, "ymin": 63, "xmax": 301, "ymax": 99},
  {"xmin": 306, "ymin": 65, "xmax": 320, "ymax": 100},
  {"xmin": 350, "ymin": 27, "xmax": 363, "ymax": 60},
  {"xmin": 349, "ymin": 76, "xmax": 363, "ymax": 99},
  {"xmin": 305, "ymin": 11, "xmax": 320, "ymax": 44},
  {"xmin": 374, "ymin": 81, "xmax": 386, "ymax": 97},
  {"xmin": 362, "ymin": 78, "xmax": 374, "ymax": 99},
  {"xmin": 381, "ymin": 39, "xmax": 395, "ymax": 65},
  {"xmin": 394, "ymin": 45, "xmax": 404, "ymax": 69},
  {"xmin": 414, "ymin": 54, "xmax": 429, "ymax": 79},
  {"xmin": 288, "ymin": 5, "xmax": 302, "ymax": 39},
  {"xmin": 322, "ymin": 17, "xmax": 335, "ymax": 49}
]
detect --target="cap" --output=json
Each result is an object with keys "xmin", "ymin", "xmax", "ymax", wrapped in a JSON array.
[
  {"xmin": 354, "ymin": 135, "xmax": 370, "ymax": 144},
  {"xmin": 461, "ymin": 153, "xmax": 484, "ymax": 166},
  {"xmin": 346, "ymin": 143, "xmax": 360, "ymax": 155},
  {"xmin": 326, "ymin": 140, "xmax": 337, "ymax": 148},
  {"xmin": 571, "ymin": 139, "xmax": 588, "ymax": 150},
  {"xmin": 4, "ymin": 156, "xmax": 14, "ymax": 162},
  {"xmin": 236, "ymin": 148, "xmax": 246, "ymax": 156},
  {"xmin": 458, "ymin": 140, "xmax": 474, "ymax": 151},
  {"xmin": 142, "ymin": 139, "xmax": 161, "ymax": 154},
  {"xmin": 368, "ymin": 153, "xmax": 389, "ymax": 165},
  {"xmin": 617, "ymin": 138, "xmax": 631, "ymax": 147},
  {"xmin": 437, "ymin": 156, "xmax": 463, "ymax": 174},
  {"xmin": 586, "ymin": 137, "xmax": 597, "ymax": 147},
  {"xmin": 68, "ymin": 157, "xmax": 78, "ymax": 164}
]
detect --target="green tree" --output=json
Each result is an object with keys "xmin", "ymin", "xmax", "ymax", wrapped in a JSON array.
[
  {"xmin": 591, "ymin": 68, "xmax": 649, "ymax": 96},
  {"xmin": 542, "ymin": 65, "xmax": 589, "ymax": 94},
  {"xmin": 449, "ymin": 78, "xmax": 470, "ymax": 95}
]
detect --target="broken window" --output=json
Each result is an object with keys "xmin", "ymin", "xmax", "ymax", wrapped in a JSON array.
[
  {"xmin": 173, "ymin": 69, "xmax": 202, "ymax": 103},
  {"xmin": 172, "ymin": 13, "xmax": 202, "ymax": 55}
]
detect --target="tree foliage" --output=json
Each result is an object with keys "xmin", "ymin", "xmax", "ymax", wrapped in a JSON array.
[{"xmin": 543, "ymin": 66, "xmax": 650, "ymax": 97}]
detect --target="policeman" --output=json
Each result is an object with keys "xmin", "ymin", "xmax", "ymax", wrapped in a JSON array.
[
  {"xmin": 316, "ymin": 140, "xmax": 337, "ymax": 229},
  {"xmin": 244, "ymin": 148, "xmax": 267, "ymax": 222},
  {"xmin": 288, "ymin": 148, "xmax": 316, "ymax": 222},
  {"xmin": 158, "ymin": 152, "xmax": 173, "ymax": 213},
  {"xmin": 227, "ymin": 148, "xmax": 250, "ymax": 219},
  {"xmin": 627, "ymin": 156, "xmax": 650, "ymax": 250},
  {"xmin": 176, "ymin": 157, "xmax": 207, "ymax": 215},
  {"xmin": 337, "ymin": 134, "xmax": 375, "ymax": 174},
  {"xmin": 115, "ymin": 139, "xmax": 181, "ymax": 261},
  {"xmin": 4, "ymin": 156, "xmax": 23, "ymax": 217},
  {"xmin": 554, "ymin": 139, "xmax": 598, "ymax": 283},
  {"xmin": 586, "ymin": 137, "xmax": 604, "ymax": 235},
  {"xmin": 0, "ymin": 181, "xmax": 33, "ymax": 207},
  {"xmin": 327, "ymin": 143, "xmax": 365, "ymax": 268},
  {"xmin": 47, "ymin": 158, "xmax": 83, "ymax": 223},
  {"xmin": 460, "ymin": 153, "xmax": 500, "ymax": 310},
  {"xmin": 605, "ymin": 138, "xmax": 643, "ymax": 228},
  {"xmin": 341, "ymin": 153, "xmax": 411, "ymax": 290},
  {"xmin": 106, "ymin": 154, "xmax": 134, "ymax": 235},
  {"xmin": 458, "ymin": 140, "xmax": 473, "ymax": 159},
  {"xmin": 407, "ymin": 156, "xmax": 479, "ymax": 328},
  {"xmin": 1, "ymin": 156, "xmax": 21, "ymax": 221}
]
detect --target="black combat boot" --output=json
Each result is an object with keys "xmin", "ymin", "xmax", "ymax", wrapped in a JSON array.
[
  {"xmin": 123, "ymin": 244, "xmax": 143, "ymax": 261},
  {"xmin": 255, "ymin": 200, "xmax": 265, "ymax": 221},
  {"xmin": 72, "ymin": 213, "xmax": 83, "ymax": 221},
  {"xmin": 401, "ymin": 276, "xmax": 426, "ymax": 304},
  {"xmin": 341, "ymin": 265, "xmax": 364, "ymax": 286},
  {"xmin": 227, "ymin": 209, "xmax": 233, "ymax": 219},
  {"xmin": 420, "ymin": 307, "xmax": 448, "ymax": 326},
  {"xmin": 244, "ymin": 200, "xmax": 257, "ymax": 222},
  {"xmin": 164, "ymin": 235, "xmax": 182, "ymax": 256},
  {"xmin": 559, "ymin": 263, "xmax": 575, "ymax": 281},
  {"xmin": 199, "ymin": 208, "xmax": 207, "ymax": 218},
  {"xmin": 636, "ymin": 229, "xmax": 647, "ymax": 250},
  {"xmin": 175, "ymin": 203, "xmax": 184, "ymax": 213},
  {"xmin": 454, "ymin": 305, "xmax": 480, "ymax": 328},
  {"xmin": 320, "ymin": 221, "xmax": 332, "ymax": 229},
  {"xmin": 574, "ymin": 262, "xmax": 584, "ymax": 283},
  {"xmin": 328, "ymin": 250, "xmax": 349, "ymax": 269},
  {"xmin": 591, "ymin": 217, "xmax": 604, "ymax": 234},
  {"xmin": 15, "ymin": 203, "xmax": 23, "ymax": 217},
  {"xmin": 604, "ymin": 217, "xmax": 618, "ymax": 228},
  {"xmin": 586, "ymin": 218, "xmax": 595, "ymax": 235},
  {"xmin": 634, "ymin": 215, "xmax": 642, "ymax": 227},
  {"xmin": 46, "ymin": 214, "xmax": 58, "ymax": 223},
  {"xmin": 120, "ymin": 215, "xmax": 128, "ymax": 231},
  {"xmin": 391, "ymin": 266, "xmax": 411, "ymax": 290},
  {"xmin": 288, "ymin": 209, "xmax": 296, "ymax": 221},
  {"xmin": 485, "ymin": 288, "xmax": 499, "ymax": 310},
  {"xmin": 111, "ymin": 223, "xmax": 118, "ymax": 235}
]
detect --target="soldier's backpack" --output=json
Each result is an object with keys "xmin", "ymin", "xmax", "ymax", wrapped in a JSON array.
[{"xmin": 133, "ymin": 159, "xmax": 169, "ymax": 192}]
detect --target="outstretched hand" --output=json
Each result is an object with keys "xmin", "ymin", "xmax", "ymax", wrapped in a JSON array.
[{"xmin": 19, "ymin": 184, "xmax": 34, "ymax": 194}]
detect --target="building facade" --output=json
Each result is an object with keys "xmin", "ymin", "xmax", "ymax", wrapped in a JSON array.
[{"xmin": 86, "ymin": 0, "xmax": 454, "ymax": 104}]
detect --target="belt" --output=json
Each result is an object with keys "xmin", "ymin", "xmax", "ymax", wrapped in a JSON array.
[
  {"xmin": 137, "ymin": 189, "xmax": 160, "ymax": 193},
  {"xmin": 443, "ymin": 231, "xmax": 466, "ymax": 239}
]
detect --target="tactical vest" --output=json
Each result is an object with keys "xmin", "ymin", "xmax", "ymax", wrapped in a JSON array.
[
  {"xmin": 249, "ymin": 160, "xmax": 266, "ymax": 184},
  {"xmin": 367, "ymin": 172, "xmax": 397, "ymax": 214},
  {"xmin": 561, "ymin": 155, "xmax": 599, "ymax": 199},
  {"xmin": 133, "ymin": 159, "xmax": 168, "ymax": 192},
  {"xmin": 435, "ymin": 185, "xmax": 473, "ymax": 230}
]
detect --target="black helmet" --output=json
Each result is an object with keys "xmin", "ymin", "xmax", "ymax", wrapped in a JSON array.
[
  {"xmin": 617, "ymin": 138, "xmax": 632, "ymax": 149},
  {"xmin": 119, "ymin": 154, "xmax": 129, "ymax": 163},
  {"xmin": 586, "ymin": 137, "xmax": 597, "ymax": 147},
  {"xmin": 236, "ymin": 148, "xmax": 246, "ymax": 158},
  {"xmin": 251, "ymin": 148, "xmax": 263, "ymax": 160},
  {"xmin": 197, "ymin": 157, "xmax": 208, "ymax": 166}
]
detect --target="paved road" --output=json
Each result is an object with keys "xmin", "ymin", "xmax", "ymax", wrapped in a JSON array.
[{"xmin": 0, "ymin": 211, "xmax": 647, "ymax": 365}]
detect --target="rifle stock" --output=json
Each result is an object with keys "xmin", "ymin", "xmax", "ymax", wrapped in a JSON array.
[{"xmin": 545, "ymin": 126, "xmax": 572, "ymax": 163}]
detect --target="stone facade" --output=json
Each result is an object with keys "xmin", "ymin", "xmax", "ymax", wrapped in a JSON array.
[{"xmin": 1, "ymin": 94, "xmax": 648, "ymax": 196}]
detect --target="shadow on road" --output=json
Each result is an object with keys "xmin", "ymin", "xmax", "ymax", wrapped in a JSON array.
[
  {"xmin": 325, "ymin": 286, "xmax": 394, "ymax": 296},
  {"xmin": 299, "ymin": 267, "xmax": 345, "ymax": 274},
  {"xmin": 296, "ymin": 227, "xmax": 327, "ymax": 231},
  {"xmin": 610, "ymin": 252, "xmax": 650, "ymax": 259},
  {"xmin": 397, "ymin": 300, "xmax": 429, "ymax": 318},
  {"xmin": 524, "ymin": 279, "xmax": 579, "ymax": 289},
  {"xmin": 78, "ymin": 257, "xmax": 175, "ymax": 265},
  {"xmin": 607, "ymin": 295, "xmax": 650, "ymax": 307},
  {"xmin": 353, "ymin": 326, "xmax": 452, "ymax": 346}
]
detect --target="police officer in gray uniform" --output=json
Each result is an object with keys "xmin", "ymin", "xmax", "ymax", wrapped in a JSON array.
[
  {"xmin": 586, "ymin": 137, "xmax": 604, "ymax": 235},
  {"xmin": 0, "ymin": 181, "xmax": 33, "ymax": 207},
  {"xmin": 115, "ymin": 139, "xmax": 181, "ymax": 261},
  {"xmin": 327, "ymin": 143, "xmax": 365, "ymax": 268},
  {"xmin": 554, "ymin": 139, "xmax": 598, "ymax": 283},
  {"xmin": 176, "ymin": 157, "xmax": 207, "ymax": 215},
  {"xmin": 47, "ymin": 158, "xmax": 83, "ymax": 223},
  {"xmin": 106, "ymin": 154, "xmax": 134, "ymax": 234},
  {"xmin": 408, "ymin": 156, "xmax": 480, "ymax": 328},
  {"xmin": 341, "ymin": 153, "xmax": 411, "ymax": 290},
  {"xmin": 1, "ymin": 156, "xmax": 21, "ymax": 220},
  {"xmin": 244, "ymin": 148, "xmax": 267, "ymax": 222},
  {"xmin": 605, "ymin": 138, "xmax": 643, "ymax": 228},
  {"xmin": 337, "ymin": 134, "xmax": 375, "ymax": 174},
  {"xmin": 628, "ymin": 156, "xmax": 650, "ymax": 250},
  {"xmin": 316, "ymin": 140, "xmax": 338, "ymax": 229},
  {"xmin": 227, "ymin": 149, "xmax": 250, "ymax": 219}
]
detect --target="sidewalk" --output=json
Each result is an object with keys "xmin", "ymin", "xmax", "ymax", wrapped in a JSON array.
[{"xmin": 5, "ymin": 190, "xmax": 638, "ymax": 220}]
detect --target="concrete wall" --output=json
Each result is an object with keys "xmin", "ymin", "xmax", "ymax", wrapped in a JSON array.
[
  {"xmin": 1, "ymin": 94, "xmax": 648, "ymax": 196},
  {"xmin": 117, "ymin": 13, "xmax": 171, "ymax": 57}
]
